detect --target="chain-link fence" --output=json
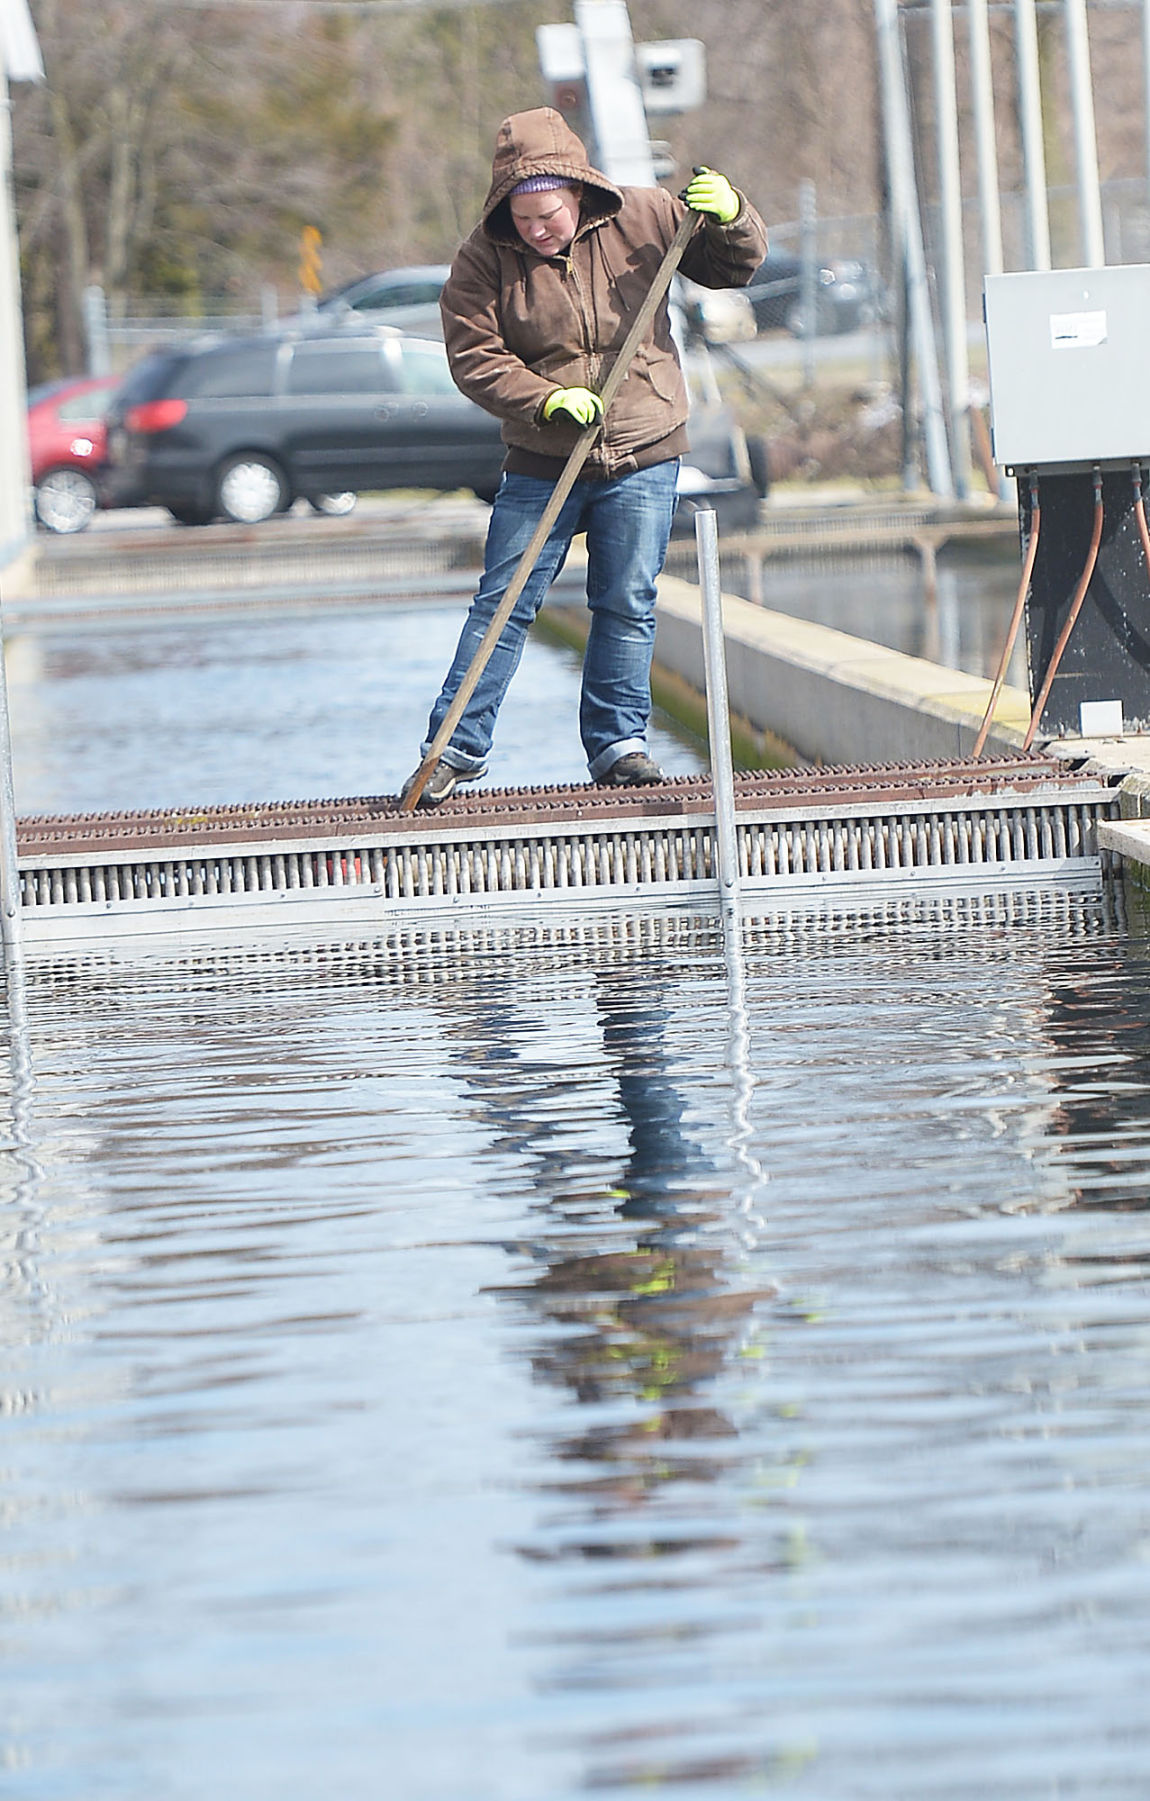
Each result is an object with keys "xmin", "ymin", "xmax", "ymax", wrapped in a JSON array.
[
  {"xmin": 87, "ymin": 175, "xmax": 1150, "ymax": 375},
  {"xmin": 85, "ymin": 284, "xmax": 285, "ymax": 375}
]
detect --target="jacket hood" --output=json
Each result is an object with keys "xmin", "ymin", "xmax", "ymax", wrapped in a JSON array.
[{"xmin": 481, "ymin": 107, "xmax": 623, "ymax": 245}]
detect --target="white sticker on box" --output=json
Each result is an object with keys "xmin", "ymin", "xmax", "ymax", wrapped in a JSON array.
[
  {"xmin": 1079, "ymin": 699, "xmax": 1124, "ymax": 737},
  {"xmin": 1050, "ymin": 310, "xmax": 1107, "ymax": 349}
]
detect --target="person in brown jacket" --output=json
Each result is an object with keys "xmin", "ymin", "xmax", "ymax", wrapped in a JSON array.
[{"xmin": 402, "ymin": 106, "xmax": 767, "ymax": 807}]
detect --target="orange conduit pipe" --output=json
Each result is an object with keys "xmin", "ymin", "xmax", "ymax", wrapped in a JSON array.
[
  {"xmin": 972, "ymin": 470, "xmax": 1040, "ymax": 758},
  {"xmin": 1022, "ymin": 465, "xmax": 1104, "ymax": 752}
]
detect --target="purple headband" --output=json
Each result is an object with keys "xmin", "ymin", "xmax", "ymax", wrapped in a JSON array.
[{"xmin": 510, "ymin": 175, "xmax": 572, "ymax": 196}]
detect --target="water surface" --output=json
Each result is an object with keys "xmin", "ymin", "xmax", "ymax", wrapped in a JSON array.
[
  {"xmin": 3, "ymin": 600, "xmax": 1150, "ymax": 1799},
  {"xmin": 4, "ymin": 892, "xmax": 1150, "ymax": 1799},
  {"xmin": 4, "ymin": 602, "xmax": 704, "ymax": 816},
  {"xmin": 707, "ymin": 543, "xmax": 1028, "ymax": 686}
]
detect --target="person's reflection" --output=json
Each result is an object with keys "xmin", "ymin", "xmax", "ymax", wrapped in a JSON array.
[
  {"xmin": 1035, "ymin": 910, "xmax": 1150, "ymax": 1221},
  {"xmin": 428, "ymin": 926, "xmax": 771, "ymax": 1524}
]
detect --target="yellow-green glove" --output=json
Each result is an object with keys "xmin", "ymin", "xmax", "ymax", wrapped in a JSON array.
[
  {"xmin": 543, "ymin": 386, "xmax": 604, "ymax": 427},
  {"xmin": 683, "ymin": 165, "xmax": 740, "ymax": 225}
]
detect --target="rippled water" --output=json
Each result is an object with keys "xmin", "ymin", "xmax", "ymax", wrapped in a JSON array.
[
  {"xmin": 3, "ymin": 603, "xmax": 704, "ymax": 815},
  {"xmin": 6, "ymin": 543, "xmax": 1023, "ymax": 818},
  {"xmin": 4, "ymin": 600, "xmax": 1150, "ymax": 1797},
  {"xmin": 5, "ymin": 892, "xmax": 1150, "ymax": 1800}
]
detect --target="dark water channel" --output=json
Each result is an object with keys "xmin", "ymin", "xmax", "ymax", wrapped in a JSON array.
[
  {"xmin": 3, "ymin": 587, "xmax": 1150, "ymax": 1798},
  {"xmin": 706, "ymin": 541, "xmax": 1029, "ymax": 689}
]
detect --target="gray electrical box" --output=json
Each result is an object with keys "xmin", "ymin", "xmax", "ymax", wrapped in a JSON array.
[{"xmin": 984, "ymin": 264, "xmax": 1150, "ymax": 469}]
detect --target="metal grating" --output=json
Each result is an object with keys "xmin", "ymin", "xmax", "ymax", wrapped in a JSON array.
[{"xmin": 13, "ymin": 779, "xmax": 1119, "ymax": 944}]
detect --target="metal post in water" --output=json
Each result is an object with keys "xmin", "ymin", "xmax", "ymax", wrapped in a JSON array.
[
  {"xmin": 694, "ymin": 510, "xmax": 764, "ymax": 1241},
  {"xmin": 695, "ymin": 507, "xmax": 740, "ymax": 913}
]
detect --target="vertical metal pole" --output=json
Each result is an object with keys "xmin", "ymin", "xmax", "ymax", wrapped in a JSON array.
[
  {"xmin": 0, "ymin": 54, "xmax": 27, "ymax": 966},
  {"xmin": 574, "ymin": 0, "xmax": 656, "ymax": 186},
  {"xmin": 1014, "ymin": 0, "xmax": 1052, "ymax": 269},
  {"xmin": 1063, "ymin": 0, "xmax": 1105, "ymax": 267},
  {"xmin": 695, "ymin": 507, "xmax": 740, "ymax": 914},
  {"xmin": 968, "ymin": 0, "xmax": 1004, "ymax": 276},
  {"xmin": 798, "ymin": 178, "xmax": 818, "ymax": 393},
  {"xmin": 898, "ymin": 256, "xmax": 916, "ymax": 489},
  {"xmin": 931, "ymin": 0, "xmax": 971, "ymax": 500},
  {"xmin": 0, "ymin": 52, "xmax": 32, "ymax": 574},
  {"xmin": 83, "ymin": 284, "xmax": 110, "ymax": 377},
  {"xmin": 968, "ymin": 0, "xmax": 1013, "ymax": 503},
  {"xmin": 874, "ymin": 0, "xmax": 955, "ymax": 498}
]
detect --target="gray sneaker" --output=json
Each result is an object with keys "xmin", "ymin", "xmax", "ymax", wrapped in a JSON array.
[
  {"xmin": 400, "ymin": 758, "xmax": 487, "ymax": 808},
  {"xmin": 599, "ymin": 751, "xmax": 665, "ymax": 787}
]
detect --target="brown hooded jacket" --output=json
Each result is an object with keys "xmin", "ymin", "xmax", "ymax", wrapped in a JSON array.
[{"xmin": 440, "ymin": 108, "xmax": 768, "ymax": 481}]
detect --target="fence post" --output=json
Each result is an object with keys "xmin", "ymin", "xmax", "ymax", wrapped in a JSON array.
[
  {"xmin": 83, "ymin": 284, "xmax": 110, "ymax": 376},
  {"xmin": 798, "ymin": 179, "xmax": 818, "ymax": 392}
]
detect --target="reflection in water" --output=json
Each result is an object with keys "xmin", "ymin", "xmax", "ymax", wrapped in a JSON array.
[
  {"xmin": 405, "ymin": 922, "xmax": 770, "ymax": 1537},
  {"xmin": 5, "ymin": 894, "xmax": 1150, "ymax": 1799},
  {"xmin": 1011, "ymin": 931, "xmax": 1150, "ymax": 1319},
  {"xmin": 480, "ymin": 961, "xmax": 772, "ymax": 1526}
]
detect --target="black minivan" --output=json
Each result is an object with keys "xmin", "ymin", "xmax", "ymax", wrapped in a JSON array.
[{"xmin": 103, "ymin": 325, "xmax": 508, "ymax": 525}]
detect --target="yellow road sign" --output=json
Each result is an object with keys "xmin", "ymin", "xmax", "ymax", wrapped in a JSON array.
[{"xmin": 298, "ymin": 226, "xmax": 323, "ymax": 296}]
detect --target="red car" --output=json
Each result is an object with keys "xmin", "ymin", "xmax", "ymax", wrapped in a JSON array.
[{"xmin": 27, "ymin": 372, "xmax": 122, "ymax": 534}]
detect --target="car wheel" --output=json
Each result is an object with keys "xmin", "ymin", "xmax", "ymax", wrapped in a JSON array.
[
  {"xmin": 309, "ymin": 492, "xmax": 357, "ymax": 517},
  {"xmin": 215, "ymin": 453, "xmax": 287, "ymax": 524},
  {"xmin": 167, "ymin": 502, "xmax": 215, "ymax": 527},
  {"xmin": 35, "ymin": 467, "xmax": 99, "ymax": 534}
]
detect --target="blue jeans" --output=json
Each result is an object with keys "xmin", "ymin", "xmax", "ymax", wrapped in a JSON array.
[{"xmin": 424, "ymin": 461, "xmax": 679, "ymax": 779}]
